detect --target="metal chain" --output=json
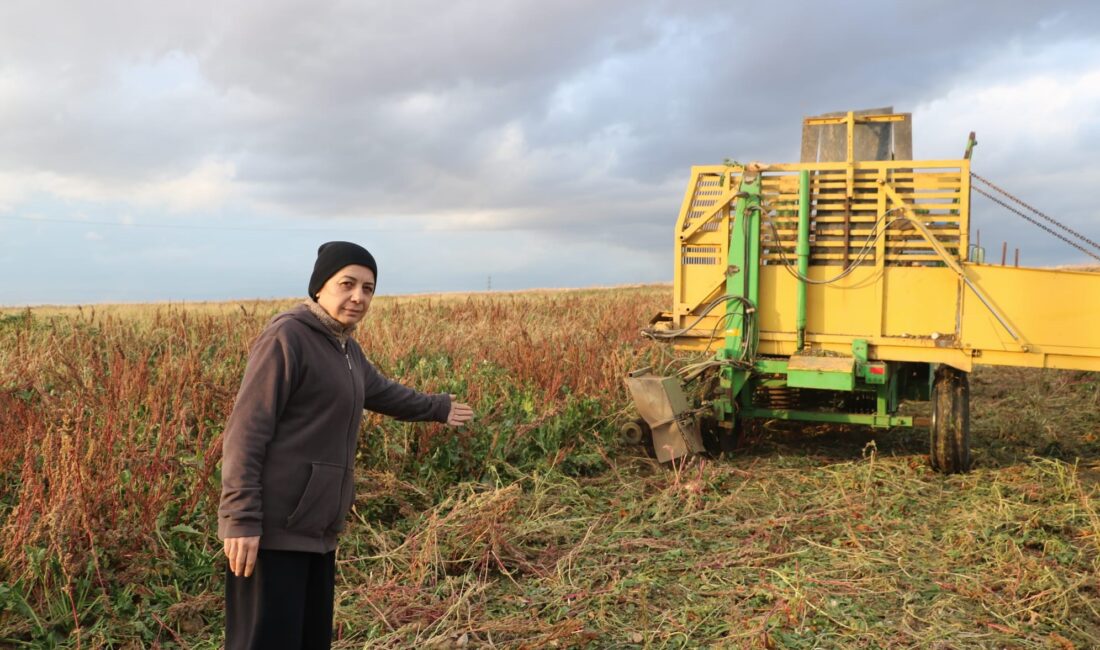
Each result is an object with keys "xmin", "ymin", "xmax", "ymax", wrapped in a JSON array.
[
  {"xmin": 971, "ymin": 184, "xmax": 1100, "ymax": 263},
  {"xmin": 971, "ymin": 171, "xmax": 1100, "ymax": 254}
]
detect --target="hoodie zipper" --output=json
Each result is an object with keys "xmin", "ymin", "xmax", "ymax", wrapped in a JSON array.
[{"xmin": 329, "ymin": 339, "xmax": 356, "ymax": 538}]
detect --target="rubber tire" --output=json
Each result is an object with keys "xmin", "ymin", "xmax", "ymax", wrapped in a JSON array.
[
  {"xmin": 622, "ymin": 418, "xmax": 656, "ymax": 458},
  {"xmin": 930, "ymin": 365, "xmax": 971, "ymax": 473}
]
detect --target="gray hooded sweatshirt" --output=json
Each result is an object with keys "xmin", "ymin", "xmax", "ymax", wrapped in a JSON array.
[{"xmin": 217, "ymin": 303, "xmax": 451, "ymax": 553}]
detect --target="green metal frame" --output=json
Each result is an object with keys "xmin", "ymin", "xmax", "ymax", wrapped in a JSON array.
[
  {"xmin": 787, "ymin": 359, "xmax": 856, "ymax": 390},
  {"xmin": 796, "ymin": 170, "xmax": 810, "ymax": 351},
  {"xmin": 739, "ymin": 407, "xmax": 913, "ymax": 428},
  {"xmin": 714, "ymin": 174, "xmax": 763, "ymax": 420},
  {"xmin": 741, "ymin": 356, "xmax": 911, "ymax": 428},
  {"xmin": 708, "ymin": 171, "xmax": 920, "ymax": 431}
]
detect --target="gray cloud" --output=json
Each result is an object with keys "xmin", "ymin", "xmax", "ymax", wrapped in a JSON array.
[{"xmin": 1, "ymin": 0, "xmax": 1099, "ymax": 305}]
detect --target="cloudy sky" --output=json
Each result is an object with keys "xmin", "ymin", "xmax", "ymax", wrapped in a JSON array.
[{"xmin": 1, "ymin": 1, "xmax": 1098, "ymax": 304}]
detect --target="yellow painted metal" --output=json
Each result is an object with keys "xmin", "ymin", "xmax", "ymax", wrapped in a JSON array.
[
  {"xmin": 668, "ymin": 155, "xmax": 1100, "ymax": 373},
  {"xmin": 803, "ymin": 114, "xmax": 909, "ymax": 126},
  {"xmin": 670, "ymin": 263, "xmax": 1100, "ymax": 372}
]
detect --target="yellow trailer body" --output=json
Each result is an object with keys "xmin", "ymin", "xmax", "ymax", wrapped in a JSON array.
[
  {"xmin": 627, "ymin": 112, "xmax": 1100, "ymax": 473},
  {"xmin": 666, "ymin": 161, "xmax": 1100, "ymax": 372}
]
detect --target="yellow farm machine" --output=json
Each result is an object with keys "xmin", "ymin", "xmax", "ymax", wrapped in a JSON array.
[{"xmin": 625, "ymin": 109, "xmax": 1100, "ymax": 472}]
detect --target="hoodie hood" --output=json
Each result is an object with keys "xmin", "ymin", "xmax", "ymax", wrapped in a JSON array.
[{"xmin": 270, "ymin": 302, "xmax": 354, "ymax": 346}]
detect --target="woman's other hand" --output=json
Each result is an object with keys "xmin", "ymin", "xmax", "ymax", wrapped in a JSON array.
[
  {"xmin": 447, "ymin": 395, "xmax": 474, "ymax": 427},
  {"xmin": 224, "ymin": 536, "xmax": 261, "ymax": 577}
]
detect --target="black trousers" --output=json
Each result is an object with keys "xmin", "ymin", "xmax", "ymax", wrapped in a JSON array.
[{"xmin": 225, "ymin": 549, "xmax": 336, "ymax": 650}]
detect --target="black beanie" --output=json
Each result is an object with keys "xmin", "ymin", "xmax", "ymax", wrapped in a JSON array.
[{"xmin": 308, "ymin": 241, "xmax": 378, "ymax": 298}]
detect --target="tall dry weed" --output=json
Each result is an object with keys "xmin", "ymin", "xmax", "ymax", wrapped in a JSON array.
[{"xmin": 0, "ymin": 287, "xmax": 668, "ymax": 640}]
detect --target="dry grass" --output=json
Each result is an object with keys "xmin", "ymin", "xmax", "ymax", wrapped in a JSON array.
[
  {"xmin": 321, "ymin": 396, "xmax": 1100, "ymax": 648},
  {"xmin": 1, "ymin": 287, "xmax": 1099, "ymax": 648}
]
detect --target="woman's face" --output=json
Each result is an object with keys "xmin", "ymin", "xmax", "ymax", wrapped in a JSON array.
[{"xmin": 316, "ymin": 264, "xmax": 376, "ymax": 327}]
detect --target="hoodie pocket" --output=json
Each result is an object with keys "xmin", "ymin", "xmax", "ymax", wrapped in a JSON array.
[
  {"xmin": 286, "ymin": 462, "xmax": 344, "ymax": 534},
  {"xmin": 329, "ymin": 466, "xmax": 356, "ymax": 533}
]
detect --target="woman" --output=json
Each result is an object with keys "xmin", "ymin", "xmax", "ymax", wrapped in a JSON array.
[{"xmin": 218, "ymin": 241, "xmax": 474, "ymax": 649}]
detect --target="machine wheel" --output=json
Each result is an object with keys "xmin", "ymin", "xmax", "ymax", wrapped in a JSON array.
[
  {"xmin": 700, "ymin": 414, "xmax": 740, "ymax": 457},
  {"xmin": 621, "ymin": 418, "xmax": 656, "ymax": 458},
  {"xmin": 930, "ymin": 365, "xmax": 971, "ymax": 473}
]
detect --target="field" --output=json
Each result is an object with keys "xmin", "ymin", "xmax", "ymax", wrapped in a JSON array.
[{"xmin": 1, "ymin": 286, "xmax": 1099, "ymax": 648}]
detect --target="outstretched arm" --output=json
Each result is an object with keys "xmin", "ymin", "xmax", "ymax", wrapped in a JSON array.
[{"xmin": 361, "ymin": 357, "xmax": 452, "ymax": 421}]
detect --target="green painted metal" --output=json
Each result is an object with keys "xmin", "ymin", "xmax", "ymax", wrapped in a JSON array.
[
  {"xmin": 738, "ymin": 356, "xmax": 907, "ymax": 428},
  {"xmin": 714, "ymin": 173, "xmax": 764, "ymax": 419},
  {"xmin": 787, "ymin": 364, "xmax": 856, "ymax": 391},
  {"xmin": 875, "ymin": 379, "xmax": 892, "ymax": 416},
  {"xmin": 724, "ymin": 175, "xmax": 763, "ymax": 362},
  {"xmin": 741, "ymin": 407, "xmax": 913, "ymax": 428},
  {"xmin": 963, "ymin": 131, "xmax": 978, "ymax": 160},
  {"xmin": 754, "ymin": 378, "xmax": 789, "ymax": 389},
  {"xmin": 863, "ymin": 362, "xmax": 888, "ymax": 384},
  {"xmin": 851, "ymin": 339, "xmax": 869, "ymax": 364},
  {"xmin": 704, "ymin": 188, "xmax": 917, "ymax": 430},
  {"xmin": 849, "ymin": 339, "xmax": 891, "ymax": 384},
  {"xmin": 797, "ymin": 170, "xmax": 810, "ymax": 351},
  {"xmin": 754, "ymin": 358, "xmax": 788, "ymax": 374}
]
